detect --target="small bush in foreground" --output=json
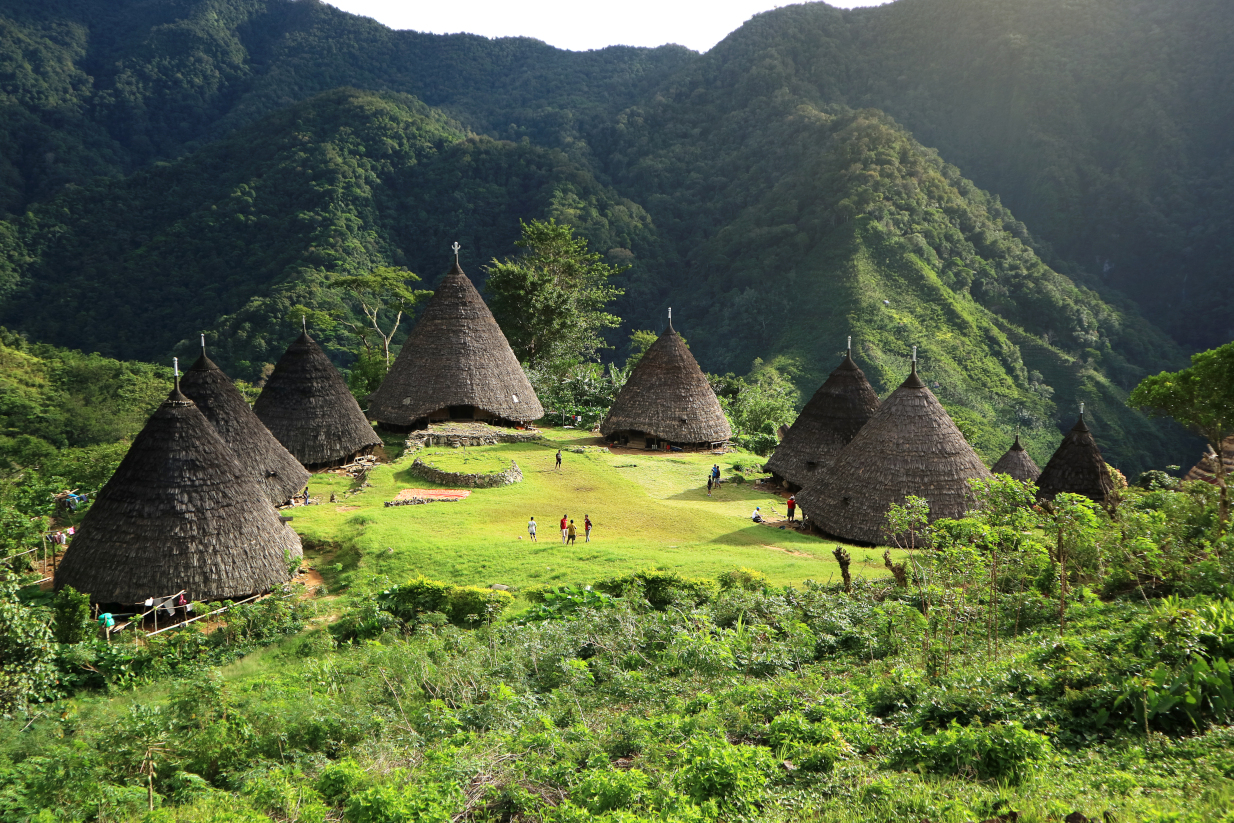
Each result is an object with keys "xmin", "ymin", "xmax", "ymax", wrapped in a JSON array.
[{"xmin": 890, "ymin": 720, "xmax": 1052, "ymax": 783}]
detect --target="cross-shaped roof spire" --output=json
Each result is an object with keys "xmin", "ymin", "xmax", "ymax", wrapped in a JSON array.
[{"xmin": 452, "ymin": 241, "xmax": 461, "ymax": 263}]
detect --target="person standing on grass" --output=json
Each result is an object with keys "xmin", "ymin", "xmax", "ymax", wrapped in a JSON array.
[
  {"xmin": 556, "ymin": 449, "xmax": 562, "ymax": 470},
  {"xmin": 560, "ymin": 514, "xmax": 568, "ymax": 544},
  {"xmin": 787, "ymin": 495, "xmax": 796, "ymax": 521},
  {"xmin": 567, "ymin": 519, "xmax": 577, "ymax": 545},
  {"xmin": 528, "ymin": 517, "xmax": 537, "ymax": 542},
  {"xmin": 707, "ymin": 475, "xmax": 713, "ymax": 497},
  {"xmin": 584, "ymin": 515, "xmax": 592, "ymax": 542}
]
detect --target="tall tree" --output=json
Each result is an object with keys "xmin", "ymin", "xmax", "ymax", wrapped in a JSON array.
[
  {"xmin": 484, "ymin": 220, "xmax": 625, "ymax": 368},
  {"xmin": 1129, "ymin": 342, "xmax": 1234, "ymax": 532},
  {"xmin": 330, "ymin": 267, "xmax": 429, "ymax": 367}
]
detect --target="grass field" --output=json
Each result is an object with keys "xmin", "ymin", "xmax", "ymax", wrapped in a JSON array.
[{"xmin": 289, "ymin": 428, "xmax": 898, "ymax": 598}]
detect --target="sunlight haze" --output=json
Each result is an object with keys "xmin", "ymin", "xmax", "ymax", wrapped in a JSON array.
[{"xmin": 324, "ymin": 1, "xmax": 893, "ymax": 53}]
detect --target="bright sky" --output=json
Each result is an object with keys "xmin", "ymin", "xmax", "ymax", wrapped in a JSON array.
[{"xmin": 324, "ymin": 1, "xmax": 893, "ymax": 53}]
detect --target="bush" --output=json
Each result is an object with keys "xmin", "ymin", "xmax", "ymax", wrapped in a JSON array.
[
  {"xmin": 571, "ymin": 768, "xmax": 649, "ymax": 813},
  {"xmin": 596, "ymin": 570, "xmax": 717, "ymax": 609},
  {"xmin": 374, "ymin": 577, "xmax": 511, "ymax": 628},
  {"xmin": 716, "ymin": 568, "xmax": 767, "ymax": 592},
  {"xmin": 676, "ymin": 736, "xmax": 775, "ymax": 811},
  {"xmin": 344, "ymin": 781, "xmax": 457, "ymax": 823},
  {"xmin": 316, "ymin": 758, "xmax": 369, "ymax": 804},
  {"xmin": 445, "ymin": 585, "xmax": 513, "ymax": 625},
  {"xmin": 52, "ymin": 585, "xmax": 93, "ymax": 644},
  {"xmin": 376, "ymin": 577, "xmax": 454, "ymax": 621},
  {"xmin": 889, "ymin": 720, "xmax": 1052, "ymax": 783}
]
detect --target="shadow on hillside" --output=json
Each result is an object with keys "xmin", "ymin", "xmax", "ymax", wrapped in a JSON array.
[{"xmin": 708, "ymin": 524, "xmax": 820, "ymax": 547}]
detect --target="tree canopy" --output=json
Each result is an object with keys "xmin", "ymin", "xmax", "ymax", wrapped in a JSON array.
[{"xmin": 484, "ymin": 219, "xmax": 626, "ymax": 369}]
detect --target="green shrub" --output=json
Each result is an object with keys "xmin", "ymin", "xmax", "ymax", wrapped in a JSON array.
[
  {"xmin": 445, "ymin": 585, "xmax": 513, "ymax": 625},
  {"xmin": 522, "ymin": 585, "xmax": 617, "ymax": 622},
  {"xmin": 716, "ymin": 568, "xmax": 767, "ymax": 592},
  {"xmin": 596, "ymin": 570, "xmax": 717, "ymax": 609},
  {"xmin": 376, "ymin": 577, "xmax": 454, "ymax": 621},
  {"xmin": 316, "ymin": 758, "xmax": 368, "ymax": 804},
  {"xmin": 52, "ymin": 585, "xmax": 92, "ymax": 644},
  {"xmin": 344, "ymin": 781, "xmax": 457, "ymax": 823},
  {"xmin": 571, "ymin": 767, "xmax": 649, "ymax": 813},
  {"xmin": 676, "ymin": 736, "xmax": 775, "ymax": 811},
  {"xmin": 890, "ymin": 720, "xmax": 1052, "ymax": 783},
  {"xmin": 374, "ymin": 578, "xmax": 511, "ymax": 628}
]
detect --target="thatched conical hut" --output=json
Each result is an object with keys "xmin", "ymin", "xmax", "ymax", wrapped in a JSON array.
[
  {"xmin": 991, "ymin": 434, "xmax": 1041, "ymax": 483},
  {"xmin": 253, "ymin": 330, "xmax": 382, "ymax": 468},
  {"xmin": 180, "ymin": 342, "xmax": 310, "ymax": 506},
  {"xmin": 765, "ymin": 343, "xmax": 879, "ymax": 490},
  {"xmin": 1184, "ymin": 436, "xmax": 1234, "ymax": 485},
  {"xmin": 55, "ymin": 385, "xmax": 302, "ymax": 604},
  {"xmin": 367, "ymin": 259, "xmax": 543, "ymax": 428},
  {"xmin": 600, "ymin": 316, "xmax": 731, "ymax": 448},
  {"xmin": 1036, "ymin": 410, "xmax": 1114, "ymax": 505},
  {"xmin": 797, "ymin": 358, "xmax": 991, "ymax": 545}
]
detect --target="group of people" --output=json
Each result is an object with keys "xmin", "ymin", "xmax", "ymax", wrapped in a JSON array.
[
  {"xmin": 527, "ymin": 514, "xmax": 593, "ymax": 544},
  {"xmin": 751, "ymin": 495, "xmax": 795, "ymax": 523}
]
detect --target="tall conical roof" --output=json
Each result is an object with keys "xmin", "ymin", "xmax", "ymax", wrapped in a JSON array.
[
  {"xmin": 1036, "ymin": 413, "xmax": 1114, "ymax": 504},
  {"xmin": 181, "ymin": 349, "xmax": 310, "ymax": 506},
  {"xmin": 253, "ymin": 331, "xmax": 382, "ymax": 468},
  {"xmin": 600, "ymin": 322, "xmax": 731, "ymax": 444},
  {"xmin": 797, "ymin": 363, "xmax": 991, "ymax": 545},
  {"xmin": 367, "ymin": 261, "xmax": 543, "ymax": 425},
  {"xmin": 1184, "ymin": 435, "xmax": 1234, "ymax": 485},
  {"xmin": 765, "ymin": 347, "xmax": 879, "ymax": 488},
  {"xmin": 55, "ymin": 387, "xmax": 302, "ymax": 603},
  {"xmin": 991, "ymin": 434, "xmax": 1041, "ymax": 483}
]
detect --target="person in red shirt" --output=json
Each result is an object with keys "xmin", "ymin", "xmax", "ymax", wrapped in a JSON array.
[
  {"xmin": 584, "ymin": 515, "xmax": 593, "ymax": 542},
  {"xmin": 787, "ymin": 495, "xmax": 796, "ymax": 521},
  {"xmin": 560, "ymin": 514, "xmax": 568, "ymax": 544}
]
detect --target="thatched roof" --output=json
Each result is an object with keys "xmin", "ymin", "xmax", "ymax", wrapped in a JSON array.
[
  {"xmin": 796, "ymin": 363, "xmax": 991, "ymax": 545},
  {"xmin": 180, "ymin": 349, "xmax": 310, "ymax": 506},
  {"xmin": 600, "ymin": 322, "xmax": 731, "ymax": 444},
  {"xmin": 1036, "ymin": 413, "xmax": 1114, "ymax": 504},
  {"xmin": 765, "ymin": 348, "xmax": 879, "ymax": 488},
  {"xmin": 367, "ymin": 261, "xmax": 543, "ymax": 425},
  {"xmin": 1184, "ymin": 436, "xmax": 1234, "ymax": 485},
  {"xmin": 253, "ymin": 331, "xmax": 382, "ymax": 468},
  {"xmin": 991, "ymin": 434, "xmax": 1041, "ymax": 483},
  {"xmin": 55, "ymin": 386, "xmax": 302, "ymax": 604}
]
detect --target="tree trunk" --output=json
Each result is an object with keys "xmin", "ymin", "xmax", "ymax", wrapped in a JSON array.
[
  {"xmin": 1215, "ymin": 439, "xmax": 1229, "ymax": 540},
  {"xmin": 1057, "ymin": 527, "xmax": 1067, "ymax": 638}
]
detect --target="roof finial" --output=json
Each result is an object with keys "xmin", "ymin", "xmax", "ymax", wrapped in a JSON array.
[
  {"xmin": 452, "ymin": 241, "xmax": 461, "ymax": 264},
  {"xmin": 173, "ymin": 356, "xmax": 180, "ymax": 392},
  {"xmin": 302, "ymin": 315, "xmax": 307, "ymax": 334},
  {"xmin": 847, "ymin": 335, "xmax": 851, "ymax": 354},
  {"xmin": 668, "ymin": 307, "xmax": 673, "ymax": 331},
  {"xmin": 1079, "ymin": 401, "xmax": 1085, "ymax": 416},
  {"xmin": 200, "ymin": 333, "xmax": 206, "ymax": 355}
]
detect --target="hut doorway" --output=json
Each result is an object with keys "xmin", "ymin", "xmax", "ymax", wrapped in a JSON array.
[{"xmin": 448, "ymin": 405, "xmax": 475, "ymax": 421}]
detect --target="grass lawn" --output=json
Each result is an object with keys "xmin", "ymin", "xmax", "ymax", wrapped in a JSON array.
[{"xmin": 290, "ymin": 427, "xmax": 900, "ymax": 598}]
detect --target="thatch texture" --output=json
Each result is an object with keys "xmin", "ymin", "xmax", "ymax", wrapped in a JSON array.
[
  {"xmin": 765, "ymin": 350, "xmax": 879, "ymax": 488},
  {"xmin": 181, "ymin": 352, "xmax": 310, "ymax": 506},
  {"xmin": 55, "ymin": 387, "xmax": 302, "ymax": 604},
  {"xmin": 797, "ymin": 365, "xmax": 991, "ymax": 545},
  {"xmin": 367, "ymin": 261, "xmax": 543, "ymax": 426},
  {"xmin": 991, "ymin": 435, "xmax": 1041, "ymax": 483},
  {"xmin": 1184, "ymin": 436, "xmax": 1234, "ymax": 485},
  {"xmin": 600, "ymin": 324, "xmax": 731, "ymax": 444},
  {"xmin": 253, "ymin": 331, "xmax": 382, "ymax": 468},
  {"xmin": 1036, "ymin": 414, "xmax": 1114, "ymax": 504}
]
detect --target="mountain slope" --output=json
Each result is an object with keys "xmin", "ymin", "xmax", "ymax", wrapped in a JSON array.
[{"xmin": 0, "ymin": 88, "xmax": 661, "ymax": 375}]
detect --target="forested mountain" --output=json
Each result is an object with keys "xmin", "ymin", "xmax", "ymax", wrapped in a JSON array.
[{"xmin": 0, "ymin": 0, "xmax": 1223, "ymax": 472}]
